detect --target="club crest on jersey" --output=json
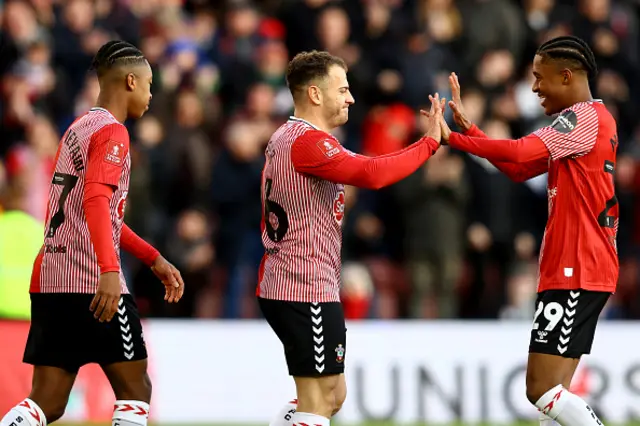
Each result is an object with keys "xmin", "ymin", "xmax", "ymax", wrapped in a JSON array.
[
  {"xmin": 335, "ymin": 344, "xmax": 345, "ymax": 363},
  {"xmin": 550, "ymin": 110, "xmax": 577, "ymax": 134},
  {"xmin": 117, "ymin": 192, "xmax": 128, "ymax": 221},
  {"xmin": 105, "ymin": 140, "xmax": 125, "ymax": 165},
  {"xmin": 333, "ymin": 190, "xmax": 345, "ymax": 223},
  {"xmin": 317, "ymin": 138, "xmax": 341, "ymax": 158}
]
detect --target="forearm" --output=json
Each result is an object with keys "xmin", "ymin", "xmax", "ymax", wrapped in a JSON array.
[
  {"xmin": 299, "ymin": 137, "xmax": 440, "ymax": 189},
  {"xmin": 449, "ymin": 132, "xmax": 549, "ymax": 163},
  {"xmin": 458, "ymin": 125, "xmax": 548, "ymax": 182},
  {"xmin": 121, "ymin": 225, "xmax": 160, "ymax": 266}
]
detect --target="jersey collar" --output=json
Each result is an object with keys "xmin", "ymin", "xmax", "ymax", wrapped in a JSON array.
[
  {"xmin": 90, "ymin": 107, "xmax": 117, "ymax": 120},
  {"xmin": 289, "ymin": 116, "xmax": 320, "ymax": 130}
]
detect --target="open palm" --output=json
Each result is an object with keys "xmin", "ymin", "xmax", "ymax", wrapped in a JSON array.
[{"xmin": 448, "ymin": 72, "xmax": 473, "ymax": 132}]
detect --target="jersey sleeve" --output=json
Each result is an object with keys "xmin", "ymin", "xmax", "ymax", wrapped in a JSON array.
[
  {"xmin": 121, "ymin": 224, "xmax": 160, "ymax": 266},
  {"xmin": 85, "ymin": 123, "xmax": 130, "ymax": 188},
  {"xmin": 448, "ymin": 132, "xmax": 548, "ymax": 163},
  {"xmin": 83, "ymin": 182, "xmax": 119, "ymax": 273},
  {"xmin": 464, "ymin": 124, "xmax": 549, "ymax": 182},
  {"xmin": 291, "ymin": 129, "xmax": 439, "ymax": 190},
  {"xmin": 532, "ymin": 103, "xmax": 599, "ymax": 160}
]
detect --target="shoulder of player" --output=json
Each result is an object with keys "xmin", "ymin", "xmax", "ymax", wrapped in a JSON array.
[
  {"xmin": 91, "ymin": 122, "xmax": 130, "ymax": 144},
  {"xmin": 291, "ymin": 129, "xmax": 346, "ymax": 160},
  {"xmin": 589, "ymin": 100, "xmax": 616, "ymax": 127},
  {"xmin": 569, "ymin": 101, "xmax": 600, "ymax": 123},
  {"xmin": 293, "ymin": 129, "xmax": 337, "ymax": 144},
  {"xmin": 548, "ymin": 101, "xmax": 599, "ymax": 134}
]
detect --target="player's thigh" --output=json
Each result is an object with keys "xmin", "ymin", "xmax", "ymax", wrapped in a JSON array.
[
  {"xmin": 258, "ymin": 298, "xmax": 347, "ymax": 378},
  {"xmin": 23, "ymin": 293, "xmax": 90, "ymax": 373},
  {"xmin": 101, "ymin": 359, "xmax": 151, "ymax": 402},
  {"xmin": 526, "ymin": 289, "xmax": 610, "ymax": 400},
  {"xmin": 29, "ymin": 366, "xmax": 78, "ymax": 421},
  {"xmin": 333, "ymin": 373, "xmax": 347, "ymax": 413}
]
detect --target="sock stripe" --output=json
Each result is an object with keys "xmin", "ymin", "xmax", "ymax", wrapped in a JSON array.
[
  {"xmin": 15, "ymin": 399, "xmax": 46, "ymax": 426},
  {"xmin": 114, "ymin": 404, "xmax": 148, "ymax": 416}
]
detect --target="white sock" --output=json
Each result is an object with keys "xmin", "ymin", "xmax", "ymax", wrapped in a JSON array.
[
  {"xmin": 291, "ymin": 411, "xmax": 330, "ymax": 426},
  {"xmin": 535, "ymin": 384, "xmax": 604, "ymax": 426},
  {"xmin": 269, "ymin": 399, "xmax": 297, "ymax": 426},
  {"xmin": 540, "ymin": 411, "xmax": 559, "ymax": 425},
  {"xmin": 112, "ymin": 400, "xmax": 149, "ymax": 426},
  {"xmin": 0, "ymin": 399, "xmax": 47, "ymax": 426}
]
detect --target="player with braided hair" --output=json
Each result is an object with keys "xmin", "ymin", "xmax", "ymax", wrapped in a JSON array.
[
  {"xmin": 0, "ymin": 40, "xmax": 184, "ymax": 426},
  {"xmin": 426, "ymin": 35, "xmax": 616, "ymax": 425}
]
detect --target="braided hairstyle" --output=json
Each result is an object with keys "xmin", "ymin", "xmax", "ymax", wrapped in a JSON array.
[
  {"xmin": 90, "ymin": 40, "xmax": 147, "ymax": 78},
  {"xmin": 536, "ymin": 36, "xmax": 598, "ymax": 79}
]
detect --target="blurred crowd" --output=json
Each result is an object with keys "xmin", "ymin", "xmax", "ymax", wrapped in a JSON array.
[{"xmin": 1, "ymin": 0, "xmax": 640, "ymax": 320}]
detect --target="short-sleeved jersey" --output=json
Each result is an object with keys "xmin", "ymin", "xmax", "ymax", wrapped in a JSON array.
[
  {"xmin": 31, "ymin": 107, "xmax": 131, "ymax": 294},
  {"xmin": 257, "ymin": 118, "xmax": 344, "ymax": 302},
  {"xmin": 533, "ymin": 100, "xmax": 619, "ymax": 293}
]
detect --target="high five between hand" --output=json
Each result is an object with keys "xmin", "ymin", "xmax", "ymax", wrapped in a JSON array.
[
  {"xmin": 425, "ymin": 93, "xmax": 452, "ymax": 143},
  {"xmin": 419, "ymin": 93, "xmax": 447, "ymax": 144}
]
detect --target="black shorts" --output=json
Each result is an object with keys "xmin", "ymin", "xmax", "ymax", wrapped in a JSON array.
[
  {"xmin": 24, "ymin": 293, "xmax": 148, "ymax": 373},
  {"xmin": 529, "ymin": 289, "xmax": 611, "ymax": 358},
  {"xmin": 258, "ymin": 297, "xmax": 346, "ymax": 377}
]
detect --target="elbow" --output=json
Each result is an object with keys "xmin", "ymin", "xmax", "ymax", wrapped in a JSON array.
[{"xmin": 362, "ymin": 177, "xmax": 386, "ymax": 190}]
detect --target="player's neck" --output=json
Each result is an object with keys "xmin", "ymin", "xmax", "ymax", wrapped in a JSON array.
[
  {"xmin": 564, "ymin": 86, "xmax": 593, "ymax": 109},
  {"xmin": 95, "ymin": 95, "xmax": 127, "ymax": 123},
  {"xmin": 292, "ymin": 108, "xmax": 331, "ymax": 133}
]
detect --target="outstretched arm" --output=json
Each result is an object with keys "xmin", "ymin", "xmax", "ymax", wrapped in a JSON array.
[
  {"xmin": 291, "ymin": 130, "xmax": 440, "ymax": 190},
  {"xmin": 463, "ymin": 125, "xmax": 549, "ymax": 182}
]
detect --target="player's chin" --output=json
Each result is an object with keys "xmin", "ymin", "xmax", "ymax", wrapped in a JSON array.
[
  {"xmin": 541, "ymin": 99, "xmax": 560, "ymax": 116},
  {"xmin": 337, "ymin": 109, "xmax": 349, "ymax": 125},
  {"xmin": 135, "ymin": 106, "xmax": 149, "ymax": 119},
  {"xmin": 543, "ymin": 104, "xmax": 562, "ymax": 116}
]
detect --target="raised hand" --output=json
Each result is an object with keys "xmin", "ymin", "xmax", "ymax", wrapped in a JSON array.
[
  {"xmin": 448, "ymin": 72, "xmax": 473, "ymax": 132},
  {"xmin": 419, "ymin": 93, "xmax": 445, "ymax": 144},
  {"xmin": 431, "ymin": 94, "xmax": 452, "ymax": 143}
]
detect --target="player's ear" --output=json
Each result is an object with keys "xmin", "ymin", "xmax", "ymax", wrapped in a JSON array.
[
  {"xmin": 126, "ymin": 73, "xmax": 136, "ymax": 92},
  {"xmin": 561, "ymin": 69, "xmax": 572, "ymax": 85},
  {"xmin": 308, "ymin": 85, "xmax": 322, "ymax": 106}
]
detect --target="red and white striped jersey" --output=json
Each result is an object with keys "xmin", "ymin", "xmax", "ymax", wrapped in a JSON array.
[
  {"xmin": 533, "ymin": 100, "xmax": 619, "ymax": 293},
  {"xmin": 257, "ymin": 118, "xmax": 344, "ymax": 302},
  {"xmin": 31, "ymin": 107, "xmax": 131, "ymax": 294}
]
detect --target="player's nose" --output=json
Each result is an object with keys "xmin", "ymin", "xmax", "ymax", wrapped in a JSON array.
[{"xmin": 346, "ymin": 93, "xmax": 355, "ymax": 105}]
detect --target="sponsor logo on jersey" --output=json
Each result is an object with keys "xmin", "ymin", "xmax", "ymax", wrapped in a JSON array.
[
  {"xmin": 333, "ymin": 190, "xmax": 345, "ymax": 223},
  {"xmin": 550, "ymin": 110, "xmax": 578, "ymax": 134},
  {"xmin": 116, "ymin": 191, "xmax": 128, "ymax": 221},
  {"xmin": 45, "ymin": 244, "xmax": 67, "ymax": 254}
]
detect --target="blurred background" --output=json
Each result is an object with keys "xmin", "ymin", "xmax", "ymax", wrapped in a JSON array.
[
  {"xmin": 2, "ymin": 1, "xmax": 640, "ymax": 425},
  {"xmin": 1, "ymin": 0, "xmax": 640, "ymax": 324}
]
